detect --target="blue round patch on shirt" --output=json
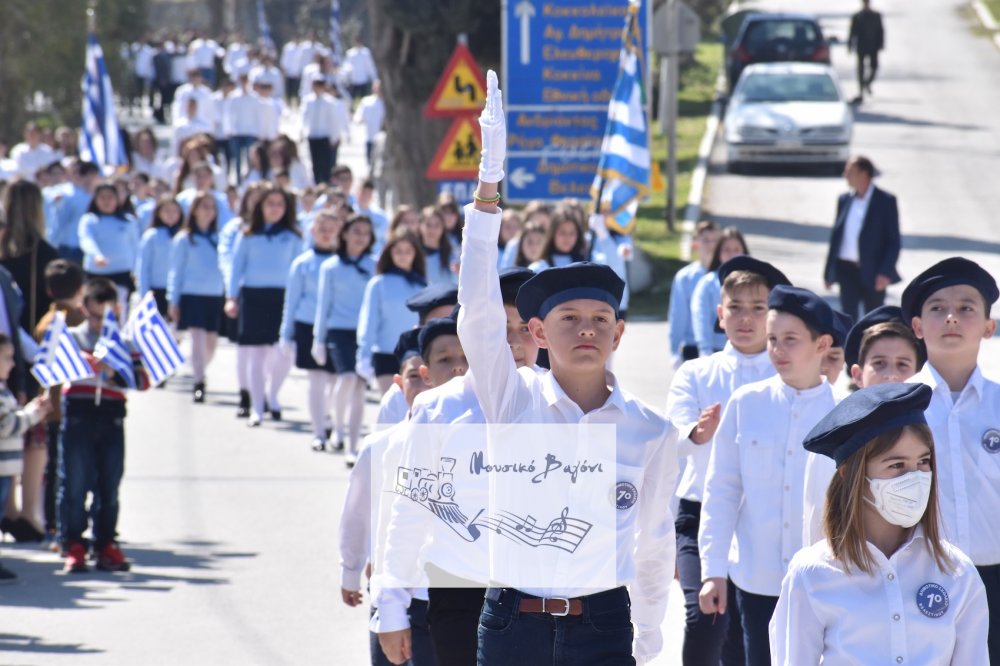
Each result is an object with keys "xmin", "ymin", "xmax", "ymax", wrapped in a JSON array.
[
  {"xmin": 916, "ymin": 583, "xmax": 949, "ymax": 618},
  {"xmin": 982, "ymin": 429, "xmax": 1000, "ymax": 454},
  {"xmin": 615, "ymin": 481, "xmax": 638, "ymax": 510}
]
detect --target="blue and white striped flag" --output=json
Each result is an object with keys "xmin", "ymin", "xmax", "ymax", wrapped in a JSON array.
[
  {"xmin": 330, "ymin": 0, "xmax": 344, "ymax": 65},
  {"xmin": 94, "ymin": 307, "xmax": 135, "ymax": 389},
  {"xmin": 256, "ymin": 0, "xmax": 275, "ymax": 53},
  {"xmin": 590, "ymin": 0, "xmax": 650, "ymax": 236},
  {"xmin": 31, "ymin": 312, "xmax": 95, "ymax": 389},
  {"xmin": 126, "ymin": 292, "xmax": 185, "ymax": 386},
  {"xmin": 80, "ymin": 32, "xmax": 127, "ymax": 169}
]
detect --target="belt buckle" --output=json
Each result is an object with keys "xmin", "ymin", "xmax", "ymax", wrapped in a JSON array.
[{"xmin": 543, "ymin": 597, "xmax": 571, "ymax": 617}]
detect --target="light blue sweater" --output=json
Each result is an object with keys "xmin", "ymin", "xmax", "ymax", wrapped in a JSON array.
[
  {"xmin": 168, "ymin": 231, "xmax": 225, "ymax": 304},
  {"xmin": 313, "ymin": 253, "xmax": 376, "ymax": 342},
  {"xmin": 78, "ymin": 212, "xmax": 141, "ymax": 274},
  {"xmin": 278, "ymin": 248, "xmax": 333, "ymax": 341},
  {"xmin": 356, "ymin": 272, "xmax": 425, "ymax": 365},
  {"xmin": 136, "ymin": 226, "xmax": 178, "ymax": 293},
  {"xmin": 226, "ymin": 225, "xmax": 301, "ymax": 296}
]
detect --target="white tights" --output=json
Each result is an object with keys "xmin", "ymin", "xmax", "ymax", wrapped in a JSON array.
[
  {"xmin": 307, "ymin": 370, "xmax": 332, "ymax": 439},
  {"xmin": 188, "ymin": 328, "xmax": 218, "ymax": 383},
  {"xmin": 236, "ymin": 345, "xmax": 250, "ymax": 390},
  {"xmin": 244, "ymin": 344, "xmax": 293, "ymax": 418},
  {"xmin": 333, "ymin": 372, "xmax": 365, "ymax": 453}
]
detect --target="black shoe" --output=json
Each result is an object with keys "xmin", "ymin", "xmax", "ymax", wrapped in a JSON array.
[
  {"xmin": 11, "ymin": 518, "xmax": 44, "ymax": 543},
  {"xmin": 0, "ymin": 517, "xmax": 15, "ymax": 537},
  {"xmin": 270, "ymin": 410, "xmax": 282, "ymax": 422},
  {"xmin": 0, "ymin": 562, "xmax": 18, "ymax": 584},
  {"xmin": 236, "ymin": 390, "xmax": 250, "ymax": 418},
  {"xmin": 311, "ymin": 437, "xmax": 327, "ymax": 452},
  {"xmin": 193, "ymin": 382, "xmax": 206, "ymax": 403},
  {"xmin": 332, "ymin": 439, "xmax": 345, "ymax": 452},
  {"xmin": 325, "ymin": 427, "xmax": 333, "ymax": 440}
]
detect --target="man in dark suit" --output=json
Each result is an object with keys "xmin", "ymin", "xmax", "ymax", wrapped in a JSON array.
[
  {"xmin": 849, "ymin": 0, "xmax": 885, "ymax": 101},
  {"xmin": 824, "ymin": 156, "xmax": 901, "ymax": 320}
]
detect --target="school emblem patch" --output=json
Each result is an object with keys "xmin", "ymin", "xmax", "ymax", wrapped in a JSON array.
[
  {"xmin": 982, "ymin": 429, "xmax": 1000, "ymax": 454},
  {"xmin": 916, "ymin": 582, "xmax": 949, "ymax": 618},
  {"xmin": 614, "ymin": 481, "xmax": 638, "ymax": 510}
]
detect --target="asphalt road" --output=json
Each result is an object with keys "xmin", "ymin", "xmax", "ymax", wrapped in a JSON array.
[{"xmin": 3, "ymin": 1, "xmax": 999, "ymax": 662}]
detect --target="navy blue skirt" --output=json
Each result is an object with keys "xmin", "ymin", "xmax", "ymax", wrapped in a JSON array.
[
  {"xmin": 294, "ymin": 321, "xmax": 334, "ymax": 372},
  {"xmin": 178, "ymin": 294, "xmax": 225, "ymax": 331},
  {"xmin": 151, "ymin": 288, "xmax": 169, "ymax": 318},
  {"xmin": 326, "ymin": 328, "xmax": 358, "ymax": 374},
  {"xmin": 237, "ymin": 287, "xmax": 285, "ymax": 346}
]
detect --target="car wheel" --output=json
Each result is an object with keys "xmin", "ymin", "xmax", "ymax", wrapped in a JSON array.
[{"xmin": 727, "ymin": 161, "xmax": 746, "ymax": 175}]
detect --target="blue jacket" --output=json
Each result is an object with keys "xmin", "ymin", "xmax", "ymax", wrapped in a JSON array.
[
  {"xmin": 137, "ymin": 226, "xmax": 178, "ymax": 293},
  {"xmin": 52, "ymin": 185, "xmax": 92, "ymax": 248},
  {"xmin": 227, "ymin": 226, "xmax": 301, "ymax": 296},
  {"xmin": 168, "ymin": 231, "xmax": 225, "ymax": 304},
  {"xmin": 78, "ymin": 213, "xmax": 141, "ymax": 274},
  {"xmin": 279, "ymin": 248, "xmax": 334, "ymax": 340},
  {"xmin": 357, "ymin": 272, "xmax": 424, "ymax": 364},
  {"xmin": 823, "ymin": 186, "xmax": 901, "ymax": 289},
  {"xmin": 313, "ymin": 253, "xmax": 376, "ymax": 342}
]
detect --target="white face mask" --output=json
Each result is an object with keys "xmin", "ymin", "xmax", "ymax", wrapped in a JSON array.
[{"xmin": 866, "ymin": 470, "xmax": 933, "ymax": 528}]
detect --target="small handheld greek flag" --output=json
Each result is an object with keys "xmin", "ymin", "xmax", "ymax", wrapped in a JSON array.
[
  {"xmin": 31, "ymin": 312, "xmax": 95, "ymax": 389},
  {"xmin": 94, "ymin": 307, "xmax": 135, "ymax": 389},
  {"xmin": 126, "ymin": 292, "xmax": 185, "ymax": 386},
  {"xmin": 590, "ymin": 0, "xmax": 651, "ymax": 236}
]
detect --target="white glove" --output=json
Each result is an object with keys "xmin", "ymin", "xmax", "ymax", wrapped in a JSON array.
[
  {"xmin": 357, "ymin": 356, "xmax": 374, "ymax": 382},
  {"xmin": 588, "ymin": 213, "xmax": 609, "ymax": 240},
  {"xmin": 311, "ymin": 341, "xmax": 327, "ymax": 366},
  {"xmin": 478, "ymin": 70, "xmax": 506, "ymax": 183}
]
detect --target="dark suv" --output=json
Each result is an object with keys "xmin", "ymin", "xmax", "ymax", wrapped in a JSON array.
[{"xmin": 727, "ymin": 13, "xmax": 830, "ymax": 92}]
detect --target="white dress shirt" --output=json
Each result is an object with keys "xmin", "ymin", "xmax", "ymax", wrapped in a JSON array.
[
  {"xmin": 375, "ymin": 383, "xmax": 408, "ymax": 427},
  {"xmin": 700, "ymin": 374, "xmax": 836, "ymax": 596},
  {"xmin": 223, "ymin": 88, "xmax": 266, "ymax": 138},
  {"xmin": 354, "ymin": 95, "xmax": 385, "ymax": 140},
  {"xmin": 345, "ymin": 45, "xmax": 377, "ymax": 85},
  {"xmin": 911, "ymin": 363, "xmax": 1000, "ymax": 565},
  {"xmin": 173, "ymin": 82, "xmax": 215, "ymax": 128},
  {"xmin": 838, "ymin": 184, "xmax": 873, "ymax": 263},
  {"xmin": 299, "ymin": 92, "xmax": 349, "ymax": 142},
  {"xmin": 456, "ymin": 204, "xmax": 679, "ymax": 662},
  {"xmin": 770, "ymin": 528, "xmax": 989, "ymax": 665},
  {"xmin": 666, "ymin": 343, "xmax": 776, "ymax": 503},
  {"xmin": 10, "ymin": 143, "xmax": 56, "ymax": 181},
  {"xmin": 801, "ymin": 450, "xmax": 838, "ymax": 547}
]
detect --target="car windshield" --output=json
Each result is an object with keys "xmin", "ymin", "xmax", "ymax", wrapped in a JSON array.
[
  {"xmin": 738, "ymin": 73, "xmax": 840, "ymax": 103},
  {"xmin": 745, "ymin": 20, "xmax": 820, "ymax": 48}
]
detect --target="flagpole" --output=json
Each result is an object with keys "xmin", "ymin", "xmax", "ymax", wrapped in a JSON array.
[{"xmin": 87, "ymin": 0, "xmax": 96, "ymax": 32}]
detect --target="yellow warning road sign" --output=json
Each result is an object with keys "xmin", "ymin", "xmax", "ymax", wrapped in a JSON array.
[
  {"xmin": 424, "ymin": 43, "xmax": 487, "ymax": 118},
  {"xmin": 425, "ymin": 116, "xmax": 482, "ymax": 180}
]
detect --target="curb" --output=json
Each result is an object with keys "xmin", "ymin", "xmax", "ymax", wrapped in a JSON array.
[
  {"xmin": 971, "ymin": 0, "xmax": 1000, "ymax": 50},
  {"xmin": 678, "ymin": 72, "xmax": 725, "ymax": 261}
]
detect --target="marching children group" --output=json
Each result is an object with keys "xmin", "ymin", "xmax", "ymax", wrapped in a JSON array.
[{"xmin": 333, "ymin": 72, "xmax": 996, "ymax": 666}]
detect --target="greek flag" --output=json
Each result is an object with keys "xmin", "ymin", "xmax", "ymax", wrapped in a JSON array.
[
  {"xmin": 94, "ymin": 307, "xmax": 135, "ymax": 389},
  {"xmin": 81, "ymin": 32, "xmax": 127, "ymax": 168},
  {"xmin": 256, "ymin": 0, "xmax": 275, "ymax": 53},
  {"xmin": 31, "ymin": 312, "xmax": 95, "ymax": 389},
  {"xmin": 330, "ymin": 0, "xmax": 343, "ymax": 64},
  {"xmin": 126, "ymin": 292, "xmax": 185, "ymax": 386},
  {"xmin": 590, "ymin": 0, "xmax": 650, "ymax": 236}
]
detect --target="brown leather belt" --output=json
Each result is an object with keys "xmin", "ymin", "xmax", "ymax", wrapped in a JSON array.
[{"xmin": 518, "ymin": 596, "xmax": 584, "ymax": 616}]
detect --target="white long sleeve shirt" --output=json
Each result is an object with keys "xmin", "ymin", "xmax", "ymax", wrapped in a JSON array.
[
  {"xmin": 910, "ymin": 363, "xmax": 1000, "ymax": 565},
  {"xmin": 222, "ymin": 88, "xmax": 266, "ymax": 138},
  {"xmin": 666, "ymin": 343, "xmax": 775, "ymax": 503},
  {"xmin": 699, "ymin": 374, "xmax": 836, "ymax": 596},
  {"xmin": 345, "ymin": 45, "xmax": 377, "ymax": 84},
  {"xmin": 173, "ymin": 82, "xmax": 215, "ymax": 128},
  {"xmin": 353, "ymin": 95, "xmax": 384, "ymax": 140},
  {"xmin": 769, "ymin": 528, "xmax": 989, "ymax": 665},
  {"xmin": 456, "ymin": 204, "xmax": 678, "ymax": 662},
  {"xmin": 299, "ymin": 92, "xmax": 349, "ymax": 142}
]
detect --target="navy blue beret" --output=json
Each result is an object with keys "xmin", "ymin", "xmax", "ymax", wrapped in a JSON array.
[
  {"xmin": 516, "ymin": 262, "xmax": 625, "ymax": 321},
  {"xmin": 901, "ymin": 257, "xmax": 999, "ymax": 321},
  {"xmin": 499, "ymin": 266, "xmax": 535, "ymax": 306},
  {"xmin": 842, "ymin": 305, "xmax": 926, "ymax": 370},
  {"xmin": 418, "ymin": 316, "xmax": 458, "ymax": 358},
  {"xmin": 803, "ymin": 382, "xmax": 932, "ymax": 466},
  {"xmin": 768, "ymin": 285, "xmax": 845, "ymax": 346},
  {"xmin": 405, "ymin": 283, "xmax": 459, "ymax": 318},
  {"xmin": 717, "ymin": 256, "xmax": 791, "ymax": 290},
  {"xmin": 831, "ymin": 310, "xmax": 854, "ymax": 349},
  {"xmin": 394, "ymin": 327, "xmax": 422, "ymax": 365}
]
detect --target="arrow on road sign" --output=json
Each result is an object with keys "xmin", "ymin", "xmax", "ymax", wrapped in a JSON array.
[
  {"xmin": 509, "ymin": 166, "xmax": 536, "ymax": 189},
  {"xmin": 515, "ymin": 0, "xmax": 535, "ymax": 65}
]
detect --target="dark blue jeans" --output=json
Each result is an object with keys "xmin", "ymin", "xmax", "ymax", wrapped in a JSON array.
[
  {"xmin": 978, "ymin": 564, "xmax": 1000, "ymax": 665},
  {"xmin": 229, "ymin": 135, "xmax": 257, "ymax": 184},
  {"xmin": 733, "ymin": 585, "xmax": 779, "ymax": 666},
  {"xmin": 478, "ymin": 587, "xmax": 634, "ymax": 666},
  {"xmin": 58, "ymin": 413, "xmax": 125, "ymax": 549},
  {"xmin": 368, "ymin": 599, "xmax": 436, "ymax": 666}
]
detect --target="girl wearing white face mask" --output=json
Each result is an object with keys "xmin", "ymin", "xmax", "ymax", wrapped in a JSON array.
[{"xmin": 770, "ymin": 382, "xmax": 989, "ymax": 665}]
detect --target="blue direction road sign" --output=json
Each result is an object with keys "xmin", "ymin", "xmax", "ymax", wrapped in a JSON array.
[
  {"xmin": 437, "ymin": 180, "xmax": 478, "ymax": 205},
  {"xmin": 502, "ymin": 0, "xmax": 649, "ymax": 203}
]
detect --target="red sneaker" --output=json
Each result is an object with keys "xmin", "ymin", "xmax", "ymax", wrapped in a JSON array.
[
  {"xmin": 63, "ymin": 542, "xmax": 89, "ymax": 574},
  {"xmin": 96, "ymin": 543, "xmax": 131, "ymax": 572}
]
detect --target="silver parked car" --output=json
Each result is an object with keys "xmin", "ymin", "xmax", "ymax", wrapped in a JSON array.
[{"xmin": 724, "ymin": 62, "xmax": 852, "ymax": 173}]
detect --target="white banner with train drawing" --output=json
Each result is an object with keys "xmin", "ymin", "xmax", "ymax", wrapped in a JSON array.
[{"xmin": 373, "ymin": 423, "xmax": 630, "ymax": 593}]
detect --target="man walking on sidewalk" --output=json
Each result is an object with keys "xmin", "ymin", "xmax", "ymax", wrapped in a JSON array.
[{"xmin": 849, "ymin": 0, "xmax": 885, "ymax": 102}]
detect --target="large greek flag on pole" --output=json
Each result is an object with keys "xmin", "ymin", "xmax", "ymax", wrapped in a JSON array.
[
  {"xmin": 257, "ymin": 0, "xmax": 275, "ymax": 53},
  {"xmin": 126, "ymin": 292, "xmax": 184, "ymax": 386},
  {"xmin": 81, "ymin": 32, "xmax": 127, "ymax": 168},
  {"xmin": 95, "ymin": 307, "xmax": 135, "ymax": 388},
  {"xmin": 590, "ymin": 0, "xmax": 650, "ymax": 236},
  {"xmin": 330, "ymin": 0, "xmax": 344, "ymax": 64},
  {"xmin": 31, "ymin": 312, "xmax": 95, "ymax": 389}
]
